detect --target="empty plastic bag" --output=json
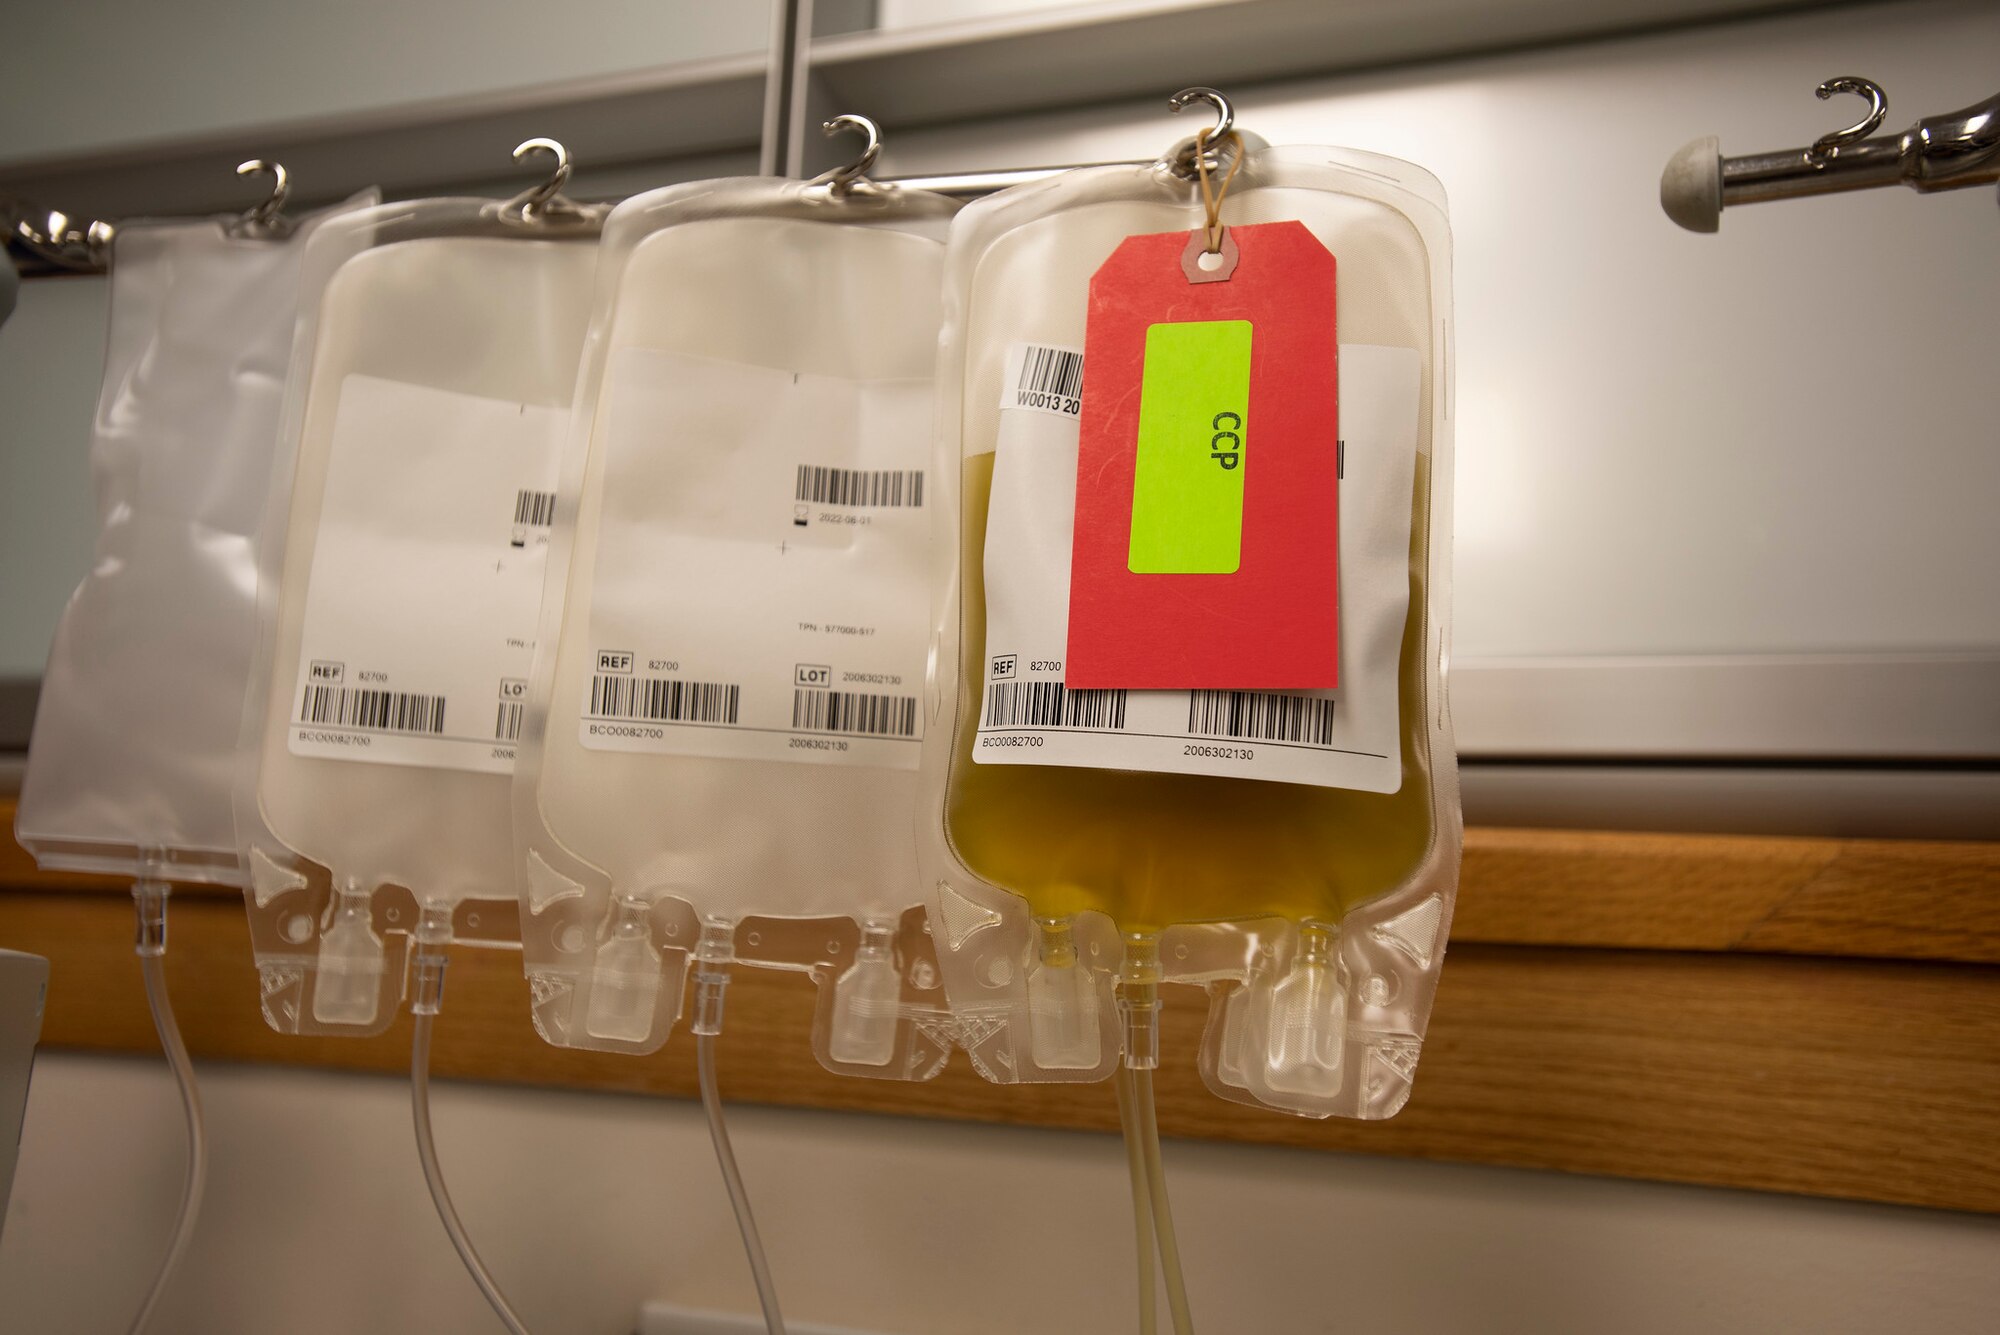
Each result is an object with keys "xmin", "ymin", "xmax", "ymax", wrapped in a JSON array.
[
  {"xmin": 236, "ymin": 188, "xmax": 602, "ymax": 1034},
  {"xmin": 18, "ymin": 194, "xmax": 376, "ymax": 883},
  {"xmin": 513, "ymin": 167, "xmax": 961, "ymax": 1075}
]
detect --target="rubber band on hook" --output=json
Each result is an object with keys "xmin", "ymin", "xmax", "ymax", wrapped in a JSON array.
[{"xmin": 1195, "ymin": 129, "xmax": 1244, "ymax": 253}]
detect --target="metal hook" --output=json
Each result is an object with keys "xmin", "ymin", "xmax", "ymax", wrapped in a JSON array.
[
  {"xmin": 1809, "ymin": 76, "xmax": 1887, "ymax": 165},
  {"xmin": 819, "ymin": 114, "xmax": 881, "ymax": 196},
  {"xmin": 7, "ymin": 201, "xmax": 114, "ymax": 271},
  {"xmin": 1167, "ymin": 86, "xmax": 1237, "ymax": 178},
  {"xmin": 1169, "ymin": 87, "xmax": 1235, "ymax": 141},
  {"xmin": 234, "ymin": 159, "xmax": 290, "ymax": 232},
  {"xmin": 511, "ymin": 137, "xmax": 572, "ymax": 218},
  {"xmin": 496, "ymin": 136, "xmax": 594, "ymax": 227}
]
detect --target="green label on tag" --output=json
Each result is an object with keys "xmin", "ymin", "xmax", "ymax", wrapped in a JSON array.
[{"xmin": 1126, "ymin": 320, "xmax": 1252, "ymax": 574}]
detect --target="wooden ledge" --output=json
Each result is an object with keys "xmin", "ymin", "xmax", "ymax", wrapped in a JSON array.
[
  {"xmin": 1456, "ymin": 826, "xmax": 2000, "ymax": 963},
  {"xmin": 4, "ymin": 797, "xmax": 1997, "ymax": 1213}
]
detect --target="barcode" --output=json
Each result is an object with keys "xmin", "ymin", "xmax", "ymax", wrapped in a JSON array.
[
  {"xmin": 514, "ymin": 489, "xmax": 556, "ymax": 527},
  {"xmin": 1014, "ymin": 345, "xmax": 1083, "ymax": 415},
  {"xmin": 589, "ymin": 674, "xmax": 740, "ymax": 725},
  {"xmin": 795, "ymin": 465, "xmax": 925, "ymax": 508},
  {"xmin": 984, "ymin": 682, "xmax": 1127, "ymax": 730},
  {"xmin": 495, "ymin": 701, "xmax": 523, "ymax": 741},
  {"xmin": 1187, "ymin": 691, "xmax": 1338, "ymax": 746},
  {"xmin": 792, "ymin": 688, "xmax": 918, "ymax": 738},
  {"xmin": 300, "ymin": 684, "xmax": 446, "ymax": 735}
]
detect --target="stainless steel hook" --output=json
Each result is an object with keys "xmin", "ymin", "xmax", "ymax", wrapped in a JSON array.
[
  {"xmin": 510, "ymin": 137, "xmax": 572, "ymax": 217},
  {"xmin": 1169, "ymin": 87, "xmax": 1234, "ymax": 141},
  {"xmin": 6, "ymin": 201, "xmax": 114, "ymax": 271},
  {"xmin": 1810, "ymin": 77, "xmax": 1888, "ymax": 165},
  {"xmin": 818, "ymin": 114, "xmax": 882, "ymax": 196},
  {"xmin": 1167, "ymin": 86, "xmax": 1237, "ymax": 178},
  {"xmin": 233, "ymin": 158, "xmax": 291, "ymax": 234},
  {"xmin": 478, "ymin": 133, "xmax": 612, "ymax": 234},
  {"xmin": 494, "ymin": 136, "xmax": 598, "ymax": 228}
]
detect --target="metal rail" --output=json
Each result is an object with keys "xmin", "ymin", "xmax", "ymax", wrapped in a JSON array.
[{"xmin": 1662, "ymin": 77, "xmax": 2000, "ymax": 233}]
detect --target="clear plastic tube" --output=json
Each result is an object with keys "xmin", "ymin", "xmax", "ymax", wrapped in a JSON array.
[
  {"xmin": 128, "ymin": 882, "xmax": 206, "ymax": 1335},
  {"xmin": 697, "ymin": 1030, "xmax": 787, "ymax": 1335},
  {"xmin": 1115, "ymin": 935, "xmax": 1195, "ymax": 1335},
  {"xmin": 410, "ymin": 952, "xmax": 534, "ymax": 1335},
  {"xmin": 1115, "ymin": 1067, "xmax": 1159, "ymax": 1335},
  {"xmin": 1133, "ymin": 1068, "xmax": 1195, "ymax": 1335}
]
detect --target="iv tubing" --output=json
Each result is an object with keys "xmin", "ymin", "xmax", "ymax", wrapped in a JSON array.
[
  {"xmin": 1117, "ymin": 933, "xmax": 1195, "ymax": 1335},
  {"xmin": 698, "ymin": 1031, "xmax": 786, "ymax": 1335},
  {"xmin": 1134, "ymin": 1067, "xmax": 1194, "ymax": 1335},
  {"xmin": 693, "ymin": 931, "xmax": 787, "ymax": 1335},
  {"xmin": 1116, "ymin": 1066, "xmax": 1159, "ymax": 1335},
  {"xmin": 410, "ymin": 948, "xmax": 534, "ymax": 1335},
  {"xmin": 127, "ymin": 880, "xmax": 206, "ymax": 1335}
]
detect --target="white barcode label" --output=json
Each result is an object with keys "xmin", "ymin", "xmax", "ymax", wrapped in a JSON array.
[
  {"xmin": 796, "ymin": 465, "xmax": 924, "ymax": 508},
  {"xmin": 590, "ymin": 674, "xmax": 741, "ymax": 725},
  {"xmin": 288, "ymin": 376, "xmax": 565, "ymax": 774},
  {"xmin": 301, "ymin": 684, "xmax": 446, "ymax": 734},
  {"xmin": 512, "ymin": 488, "xmax": 556, "ymax": 545},
  {"xmin": 972, "ymin": 343, "xmax": 1418, "ymax": 791},
  {"xmin": 1002, "ymin": 342, "xmax": 1083, "ymax": 418},
  {"xmin": 1186, "ymin": 690, "xmax": 1338, "ymax": 746},
  {"xmin": 983, "ymin": 682, "xmax": 1128, "ymax": 730},
  {"xmin": 576, "ymin": 350, "xmax": 929, "ymax": 770},
  {"xmin": 793, "ymin": 688, "xmax": 918, "ymax": 737}
]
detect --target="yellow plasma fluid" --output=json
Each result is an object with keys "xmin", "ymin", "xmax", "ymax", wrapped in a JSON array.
[{"xmin": 942, "ymin": 451, "xmax": 1435, "ymax": 935}]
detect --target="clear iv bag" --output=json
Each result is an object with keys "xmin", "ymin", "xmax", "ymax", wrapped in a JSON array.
[
  {"xmin": 513, "ymin": 177, "xmax": 961, "ymax": 1073},
  {"xmin": 917, "ymin": 145, "xmax": 1462, "ymax": 1117},
  {"xmin": 236, "ymin": 199, "xmax": 599, "ymax": 1034},
  {"xmin": 17, "ymin": 195, "xmax": 377, "ymax": 883}
]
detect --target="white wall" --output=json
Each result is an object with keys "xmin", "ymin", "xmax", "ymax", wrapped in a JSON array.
[
  {"xmin": 0, "ymin": 276, "xmax": 103, "ymax": 678},
  {"xmin": 2, "ymin": 1054, "xmax": 1995, "ymax": 1335},
  {"xmin": 0, "ymin": 2, "xmax": 772, "ymax": 163},
  {"xmin": 877, "ymin": 0, "xmax": 1079, "ymax": 28}
]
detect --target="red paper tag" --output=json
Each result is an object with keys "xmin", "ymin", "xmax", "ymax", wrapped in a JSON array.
[{"xmin": 1065, "ymin": 220, "xmax": 1338, "ymax": 690}]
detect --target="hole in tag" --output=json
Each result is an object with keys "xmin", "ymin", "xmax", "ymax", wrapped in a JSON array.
[{"xmin": 1181, "ymin": 227, "xmax": 1240, "ymax": 283}]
